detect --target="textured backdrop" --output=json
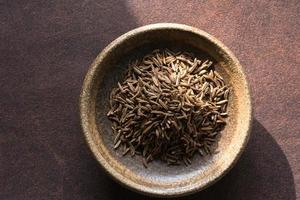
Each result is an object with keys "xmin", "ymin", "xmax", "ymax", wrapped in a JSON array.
[{"xmin": 1, "ymin": 0, "xmax": 299, "ymax": 199}]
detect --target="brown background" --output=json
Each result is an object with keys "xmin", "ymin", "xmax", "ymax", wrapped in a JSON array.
[{"xmin": 1, "ymin": 0, "xmax": 299, "ymax": 199}]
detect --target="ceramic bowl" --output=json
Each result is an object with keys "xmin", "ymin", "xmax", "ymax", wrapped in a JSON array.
[{"xmin": 80, "ymin": 23, "xmax": 252, "ymax": 197}]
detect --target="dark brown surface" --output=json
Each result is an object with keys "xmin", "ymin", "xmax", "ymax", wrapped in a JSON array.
[{"xmin": 0, "ymin": 0, "xmax": 299, "ymax": 199}]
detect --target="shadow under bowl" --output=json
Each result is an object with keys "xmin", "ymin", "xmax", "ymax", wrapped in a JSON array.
[{"xmin": 80, "ymin": 23, "xmax": 252, "ymax": 197}]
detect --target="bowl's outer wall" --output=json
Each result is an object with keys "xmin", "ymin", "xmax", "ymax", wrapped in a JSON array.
[{"xmin": 80, "ymin": 23, "xmax": 252, "ymax": 197}]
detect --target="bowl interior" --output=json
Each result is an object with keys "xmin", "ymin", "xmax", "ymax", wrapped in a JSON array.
[{"xmin": 81, "ymin": 24, "xmax": 251, "ymax": 197}]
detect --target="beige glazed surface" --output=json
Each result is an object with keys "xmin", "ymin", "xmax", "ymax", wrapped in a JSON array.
[{"xmin": 80, "ymin": 23, "xmax": 252, "ymax": 197}]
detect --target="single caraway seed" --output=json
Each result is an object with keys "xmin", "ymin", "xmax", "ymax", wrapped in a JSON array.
[{"xmin": 107, "ymin": 49, "xmax": 230, "ymax": 167}]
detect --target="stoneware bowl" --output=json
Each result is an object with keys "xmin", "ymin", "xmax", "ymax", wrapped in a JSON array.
[{"xmin": 80, "ymin": 23, "xmax": 252, "ymax": 197}]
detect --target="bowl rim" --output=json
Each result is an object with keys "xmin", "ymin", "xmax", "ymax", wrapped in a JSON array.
[{"xmin": 80, "ymin": 23, "xmax": 252, "ymax": 197}]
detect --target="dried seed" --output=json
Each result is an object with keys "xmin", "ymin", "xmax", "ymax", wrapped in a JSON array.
[
  {"xmin": 125, "ymin": 98, "xmax": 134, "ymax": 105},
  {"xmin": 114, "ymin": 140, "xmax": 121, "ymax": 149},
  {"xmin": 127, "ymin": 82, "xmax": 135, "ymax": 92},
  {"xmin": 216, "ymin": 100, "xmax": 228, "ymax": 105},
  {"xmin": 142, "ymin": 123, "xmax": 154, "ymax": 134},
  {"xmin": 142, "ymin": 157, "xmax": 148, "ymax": 168},
  {"xmin": 158, "ymin": 99, "xmax": 168, "ymax": 110},
  {"xmin": 214, "ymin": 71, "xmax": 223, "ymax": 80},
  {"xmin": 122, "ymin": 147, "xmax": 130, "ymax": 156},
  {"xmin": 118, "ymin": 82, "xmax": 125, "ymax": 93},
  {"xmin": 199, "ymin": 70, "xmax": 207, "ymax": 76}
]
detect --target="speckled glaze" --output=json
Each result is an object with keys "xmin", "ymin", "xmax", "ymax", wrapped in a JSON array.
[{"xmin": 80, "ymin": 23, "xmax": 252, "ymax": 197}]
